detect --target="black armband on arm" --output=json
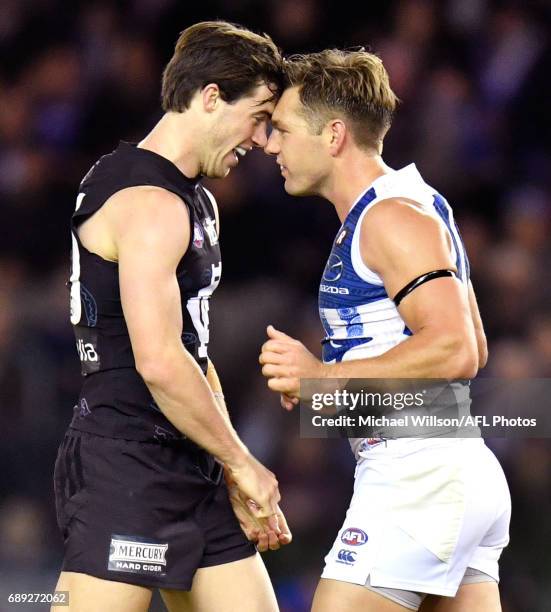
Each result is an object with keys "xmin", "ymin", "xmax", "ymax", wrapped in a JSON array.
[{"xmin": 393, "ymin": 269, "xmax": 457, "ymax": 307}]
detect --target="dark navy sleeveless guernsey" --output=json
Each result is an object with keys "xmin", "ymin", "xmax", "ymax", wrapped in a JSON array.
[{"xmin": 68, "ymin": 142, "xmax": 221, "ymax": 441}]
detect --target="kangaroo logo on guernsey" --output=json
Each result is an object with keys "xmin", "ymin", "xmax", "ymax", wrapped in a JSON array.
[
  {"xmin": 341, "ymin": 527, "xmax": 368, "ymax": 546},
  {"xmin": 108, "ymin": 535, "xmax": 168, "ymax": 576}
]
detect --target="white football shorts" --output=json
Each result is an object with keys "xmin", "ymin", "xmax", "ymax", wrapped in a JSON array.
[{"xmin": 321, "ymin": 437, "xmax": 511, "ymax": 601}]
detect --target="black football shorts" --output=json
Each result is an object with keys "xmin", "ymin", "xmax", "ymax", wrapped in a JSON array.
[{"xmin": 54, "ymin": 428, "xmax": 256, "ymax": 589}]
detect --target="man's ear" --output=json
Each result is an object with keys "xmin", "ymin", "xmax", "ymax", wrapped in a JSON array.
[
  {"xmin": 326, "ymin": 119, "xmax": 347, "ymax": 157},
  {"xmin": 202, "ymin": 83, "xmax": 221, "ymax": 112}
]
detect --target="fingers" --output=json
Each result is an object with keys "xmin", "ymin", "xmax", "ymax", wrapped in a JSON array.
[
  {"xmin": 258, "ymin": 350, "xmax": 286, "ymax": 365},
  {"xmin": 267, "ymin": 325, "xmax": 296, "ymax": 342},
  {"xmin": 268, "ymin": 376, "xmax": 299, "ymax": 395},
  {"xmin": 261, "ymin": 363, "xmax": 289, "ymax": 378},
  {"xmin": 280, "ymin": 393, "xmax": 299, "ymax": 411},
  {"xmin": 255, "ymin": 525, "xmax": 281, "ymax": 552},
  {"xmin": 260, "ymin": 335, "xmax": 299, "ymax": 399},
  {"xmin": 266, "ymin": 513, "xmax": 280, "ymax": 534},
  {"xmin": 256, "ymin": 531, "xmax": 270, "ymax": 553},
  {"xmin": 268, "ymin": 528, "xmax": 280, "ymax": 550},
  {"xmin": 283, "ymin": 393, "xmax": 299, "ymax": 405},
  {"xmin": 261, "ymin": 332, "xmax": 302, "ymax": 400},
  {"xmin": 260, "ymin": 339, "xmax": 292, "ymax": 356},
  {"xmin": 257, "ymin": 513, "xmax": 286, "ymax": 551},
  {"xmin": 243, "ymin": 500, "xmax": 284, "ymax": 552},
  {"xmin": 281, "ymin": 394, "xmax": 294, "ymax": 411},
  {"xmin": 229, "ymin": 486, "xmax": 291, "ymax": 552},
  {"xmin": 275, "ymin": 506, "xmax": 292, "ymax": 545},
  {"xmin": 260, "ymin": 345, "xmax": 293, "ymax": 379}
]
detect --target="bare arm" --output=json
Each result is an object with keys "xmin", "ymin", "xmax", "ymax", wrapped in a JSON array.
[
  {"xmin": 113, "ymin": 188, "xmax": 246, "ymax": 463},
  {"xmin": 108, "ymin": 187, "xmax": 280, "ymax": 517},
  {"xmin": 207, "ymin": 356, "xmax": 292, "ymax": 550},
  {"xmin": 261, "ymin": 199, "xmax": 479, "ymax": 395},
  {"xmin": 467, "ymin": 279, "xmax": 488, "ymax": 369},
  {"xmin": 330, "ymin": 198, "xmax": 478, "ymax": 379}
]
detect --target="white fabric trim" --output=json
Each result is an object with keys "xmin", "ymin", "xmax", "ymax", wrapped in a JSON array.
[
  {"xmin": 349, "ymin": 164, "xmax": 459, "ymax": 285},
  {"xmin": 203, "ymin": 187, "xmax": 219, "ymax": 234}
]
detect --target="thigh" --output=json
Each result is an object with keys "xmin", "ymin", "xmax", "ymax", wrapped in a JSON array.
[
  {"xmin": 419, "ymin": 582, "xmax": 502, "ymax": 612},
  {"xmin": 160, "ymin": 553, "xmax": 278, "ymax": 612},
  {"xmin": 311, "ymin": 578, "xmax": 413, "ymax": 612},
  {"xmin": 52, "ymin": 571, "xmax": 152, "ymax": 612}
]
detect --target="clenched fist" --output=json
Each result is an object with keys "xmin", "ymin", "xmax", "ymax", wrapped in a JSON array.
[{"xmin": 259, "ymin": 325, "xmax": 325, "ymax": 402}]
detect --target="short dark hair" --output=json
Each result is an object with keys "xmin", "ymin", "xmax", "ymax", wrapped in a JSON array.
[
  {"xmin": 285, "ymin": 49, "xmax": 399, "ymax": 149},
  {"xmin": 162, "ymin": 21, "xmax": 284, "ymax": 112}
]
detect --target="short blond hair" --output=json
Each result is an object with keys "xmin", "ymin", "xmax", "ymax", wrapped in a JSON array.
[{"xmin": 284, "ymin": 49, "xmax": 398, "ymax": 149}]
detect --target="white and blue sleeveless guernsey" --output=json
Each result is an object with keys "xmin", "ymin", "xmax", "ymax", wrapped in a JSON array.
[{"xmin": 318, "ymin": 164, "xmax": 471, "ymax": 456}]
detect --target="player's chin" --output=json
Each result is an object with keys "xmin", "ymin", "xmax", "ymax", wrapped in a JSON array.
[
  {"xmin": 205, "ymin": 159, "xmax": 235, "ymax": 179},
  {"xmin": 207, "ymin": 166, "xmax": 231, "ymax": 179},
  {"xmin": 284, "ymin": 180, "xmax": 310, "ymax": 197}
]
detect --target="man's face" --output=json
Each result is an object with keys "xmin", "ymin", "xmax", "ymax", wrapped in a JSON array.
[
  {"xmin": 265, "ymin": 87, "xmax": 330, "ymax": 196},
  {"xmin": 203, "ymin": 83, "xmax": 276, "ymax": 178}
]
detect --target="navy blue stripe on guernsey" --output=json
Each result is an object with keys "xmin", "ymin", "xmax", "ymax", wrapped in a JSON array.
[
  {"xmin": 319, "ymin": 187, "xmax": 388, "ymax": 311},
  {"xmin": 322, "ymin": 336, "xmax": 374, "ymax": 363},
  {"xmin": 432, "ymin": 194, "xmax": 470, "ymax": 282},
  {"xmin": 319, "ymin": 175, "xmax": 471, "ymax": 366}
]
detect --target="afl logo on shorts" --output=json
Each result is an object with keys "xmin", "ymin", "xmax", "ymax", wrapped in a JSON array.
[
  {"xmin": 341, "ymin": 527, "xmax": 368, "ymax": 546},
  {"xmin": 193, "ymin": 222, "xmax": 204, "ymax": 248},
  {"xmin": 323, "ymin": 254, "xmax": 344, "ymax": 282}
]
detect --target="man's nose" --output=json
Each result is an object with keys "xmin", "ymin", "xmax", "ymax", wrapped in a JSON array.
[
  {"xmin": 252, "ymin": 124, "xmax": 268, "ymax": 149},
  {"xmin": 264, "ymin": 131, "xmax": 279, "ymax": 155}
]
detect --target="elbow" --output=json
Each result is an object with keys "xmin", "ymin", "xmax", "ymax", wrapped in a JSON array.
[
  {"xmin": 477, "ymin": 348, "xmax": 489, "ymax": 371},
  {"xmin": 478, "ymin": 337, "xmax": 489, "ymax": 370},
  {"xmin": 454, "ymin": 351, "xmax": 479, "ymax": 380},
  {"xmin": 136, "ymin": 356, "xmax": 171, "ymax": 388},
  {"xmin": 136, "ymin": 344, "xmax": 197, "ymax": 388},
  {"xmin": 442, "ymin": 334, "xmax": 479, "ymax": 380}
]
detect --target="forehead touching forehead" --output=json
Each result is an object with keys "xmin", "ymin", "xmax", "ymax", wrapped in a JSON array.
[
  {"xmin": 241, "ymin": 82, "xmax": 277, "ymax": 113},
  {"xmin": 272, "ymin": 86, "xmax": 306, "ymax": 126}
]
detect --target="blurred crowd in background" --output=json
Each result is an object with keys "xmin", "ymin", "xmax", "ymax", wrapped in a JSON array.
[{"xmin": 0, "ymin": 0, "xmax": 550, "ymax": 610}]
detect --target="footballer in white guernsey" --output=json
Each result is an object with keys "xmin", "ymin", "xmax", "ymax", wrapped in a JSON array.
[{"xmin": 260, "ymin": 50, "xmax": 510, "ymax": 612}]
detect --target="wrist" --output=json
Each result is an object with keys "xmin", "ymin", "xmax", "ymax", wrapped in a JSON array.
[
  {"xmin": 322, "ymin": 361, "xmax": 336, "ymax": 378},
  {"xmin": 221, "ymin": 443, "xmax": 251, "ymax": 472}
]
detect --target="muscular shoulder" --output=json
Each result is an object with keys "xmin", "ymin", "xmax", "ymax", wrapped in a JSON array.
[
  {"xmin": 105, "ymin": 186, "xmax": 191, "ymax": 263},
  {"xmin": 360, "ymin": 198, "xmax": 451, "ymax": 280},
  {"xmin": 361, "ymin": 198, "xmax": 451, "ymax": 266},
  {"xmin": 105, "ymin": 185, "xmax": 188, "ymax": 227},
  {"xmin": 363, "ymin": 197, "xmax": 439, "ymax": 234}
]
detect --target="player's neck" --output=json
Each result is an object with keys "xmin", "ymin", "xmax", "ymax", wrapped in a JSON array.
[
  {"xmin": 324, "ymin": 154, "xmax": 392, "ymax": 223},
  {"xmin": 137, "ymin": 112, "xmax": 202, "ymax": 179}
]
